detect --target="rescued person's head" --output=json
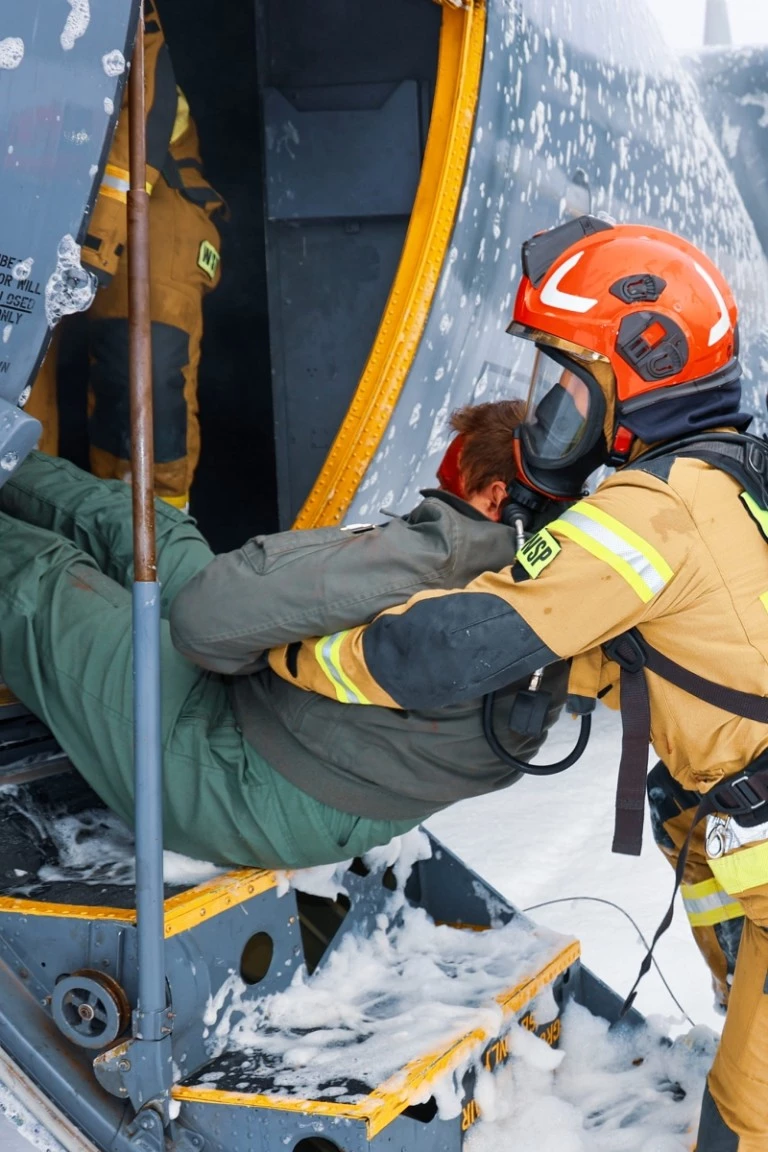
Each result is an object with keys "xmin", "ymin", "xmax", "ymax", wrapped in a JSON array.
[{"xmin": 437, "ymin": 399, "xmax": 525, "ymax": 521}]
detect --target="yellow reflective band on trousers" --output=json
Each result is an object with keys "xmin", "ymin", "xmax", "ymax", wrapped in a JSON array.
[
  {"xmin": 709, "ymin": 840, "xmax": 768, "ymax": 896},
  {"xmin": 681, "ymin": 876, "xmax": 745, "ymax": 927},
  {"xmin": 548, "ymin": 501, "xmax": 674, "ymax": 603},
  {"xmin": 99, "ymin": 164, "xmax": 154, "ymax": 204},
  {"xmin": 314, "ymin": 633, "xmax": 371, "ymax": 705}
]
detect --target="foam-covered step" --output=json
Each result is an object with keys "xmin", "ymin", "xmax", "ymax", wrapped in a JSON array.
[
  {"xmin": 0, "ymin": 774, "xmax": 212, "ymax": 905},
  {"xmin": 169, "ymin": 835, "xmax": 580, "ymax": 1150}
]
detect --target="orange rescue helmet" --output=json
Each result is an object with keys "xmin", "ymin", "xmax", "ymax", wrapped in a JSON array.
[{"xmin": 507, "ymin": 216, "xmax": 746, "ymax": 500}]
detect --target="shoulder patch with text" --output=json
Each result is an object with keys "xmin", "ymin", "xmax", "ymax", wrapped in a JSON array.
[
  {"xmin": 198, "ymin": 240, "xmax": 220, "ymax": 280},
  {"xmin": 516, "ymin": 527, "xmax": 561, "ymax": 578}
]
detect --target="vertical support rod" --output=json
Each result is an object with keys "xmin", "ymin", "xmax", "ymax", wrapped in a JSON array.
[
  {"xmin": 128, "ymin": 12, "xmax": 155, "ymax": 581},
  {"xmin": 128, "ymin": 7, "xmax": 169, "ymax": 1075}
]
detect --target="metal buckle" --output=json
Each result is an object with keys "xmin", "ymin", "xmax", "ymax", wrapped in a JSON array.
[
  {"xmin": 603, "ymin": 631, "xmax": 647, "ymax": 674},
  {"xmin": 714, "ymin": 772, "xmax": 768, "ymax": 814}
]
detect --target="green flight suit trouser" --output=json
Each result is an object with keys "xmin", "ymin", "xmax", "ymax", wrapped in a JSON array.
[{"xmin": 0, "ymin": 452, "xmax": 416, "ymax": 869}]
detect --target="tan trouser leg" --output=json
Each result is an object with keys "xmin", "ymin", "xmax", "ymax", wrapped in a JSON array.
[
  {"xmin": 23, "ymin": 330, "xmax": 61, "ymax": 456},
  {"xmin": 87, "ymin": 172, "xmax": 219, "ymax": 504},
  {"xmin": 702, "ymin": 919, "xmax": 768, "ymax": 1150}
]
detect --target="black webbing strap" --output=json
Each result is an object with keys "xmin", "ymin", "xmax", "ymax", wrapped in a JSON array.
[
  {"xmin": 619, "ymin": 789, "xmax": 713, "ymax": 1016},
  {"xmin": 162, "ymin": 153, "xmax": 226, "ymax": 213},
  {"xmin": 643, "ymin": 643, "xmax": 768, "ymax": 723},
  {"xmin": 618, "ymin": 747, "xmax": 768, "ymax": 1017},
  {"xmin": 604, "ymin": 629, "xmax": 768, "ymax": 855},
  {"xmin": 613, "ymin": 659, "xmax": 651, "ymax": 856}
]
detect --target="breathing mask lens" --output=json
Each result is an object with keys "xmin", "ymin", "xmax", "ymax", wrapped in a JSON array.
[{"xmin": 522, "ymin": 347, "xmax": 603, "ymax": 469}]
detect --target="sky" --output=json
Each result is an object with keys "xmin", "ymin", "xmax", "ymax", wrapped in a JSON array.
[{"xmin": 645, "ymin": 0, "xmax": 768, "ymax": 51}]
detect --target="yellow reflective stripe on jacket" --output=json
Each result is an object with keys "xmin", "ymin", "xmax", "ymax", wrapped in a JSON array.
[
  {"xmin": 171, "ymin": 87, "xmax": 190, "ymax": 145},
  {"xmin": 709, "ymin": 840, "xmax": 768, "ymax": 896},
  {"xmin": 314, "ymin": 633, "xmax": 371, "ymax": 705},
  {"xmin": 99, "ymin": 164, "xmax": 154, "ymax": 204},
  {"xmin": 680, "ymin": 876, "xmax": 744, "ymax": 927},
  {"xmin": 548, "ymin": 501, "xmax": 673, "ymax": 603},
  {"xmin": 741, "ymin": 491, "xmax": 768, "ymax": 542},
  {"xmin": 158, "ymin": 493, "xmax": 189, "ymax": 512}
]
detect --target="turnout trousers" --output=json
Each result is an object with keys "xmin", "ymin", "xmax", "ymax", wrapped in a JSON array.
[
  {"xmin": 26, "ymin": 152, "xmax": 221, "ymax": 508},
  {"xmin": 0, "ymin": 453, "xmax": 415, "ymax": 869},
  {"xmin": 648, "ymin": 760, "xmax": 768, "ymax": 1151}
]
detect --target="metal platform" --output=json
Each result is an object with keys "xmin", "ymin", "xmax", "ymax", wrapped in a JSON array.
[{"xmin": 172, "ymin": 940, "xmax": 578, "ymax": 1149}]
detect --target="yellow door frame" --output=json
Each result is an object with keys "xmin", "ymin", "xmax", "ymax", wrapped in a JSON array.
[{"xmin": 293, "ymin": 0, "xmax": 486, "ymax": 528}]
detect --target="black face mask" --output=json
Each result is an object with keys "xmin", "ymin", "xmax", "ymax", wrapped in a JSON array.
[
  {"xmin": 517, "ymin": 430, "xmax": 608, "ymax": 501},
  {"xmin": 529, "ymin": 381, "xmax": 589, "ymax": 460},
  {"xmin": 518, "ymin": 347, "xmax": 609, "ymax": 501}
]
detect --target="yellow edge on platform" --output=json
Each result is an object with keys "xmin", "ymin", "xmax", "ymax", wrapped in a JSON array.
[
  {"xmin": 0, "ymin": 684, "xmax": 19, "ymax": 708},
  {"xmin": 0, "ymin": 868, "xmax": 277, "ymax": 937},
  {"xmin": 162, "ymin": 868, "xmax": 277, "ymax": 938},
  {"xmin": 292, "ymin": 0, "xmax": 486, "ymax": 529},
  {"xmin": 171, "ymin": 939, "xmax": 581, "ymax": 1139}
]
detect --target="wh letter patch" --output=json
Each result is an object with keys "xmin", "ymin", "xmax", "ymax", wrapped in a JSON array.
[
  {"xmin": 516, "ymin": 528, "xmax": 561, "ymax": 578},
  {"xmin": 198, "ymin": 240, "xmax": 220, "ymax": 280}
]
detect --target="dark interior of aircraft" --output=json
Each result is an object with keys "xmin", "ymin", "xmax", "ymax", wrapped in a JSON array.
[{"xmin": 56, "ymin": 0, "xmax": 440, "ymax": 553}]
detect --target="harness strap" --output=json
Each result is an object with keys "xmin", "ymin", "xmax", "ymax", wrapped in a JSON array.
[
  {"xmin": 162, "ymin": 152, "xmax": 226, "ymax": 214},
  {"xmin": 604, "ymin": 629, "xmax": 768, "ymax": 855},
  {"xmin": 643, "ymin": 644, "xmax": 768, "ymax": 723},
  {"xmin": 612, "ymin": 656, "xmax": 651, "ymax": 856}
]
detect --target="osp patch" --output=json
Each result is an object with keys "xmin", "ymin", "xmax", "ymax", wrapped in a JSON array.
[{"xmin": 516, "ymin": 527, "xmax": 561, "ymax": 578}]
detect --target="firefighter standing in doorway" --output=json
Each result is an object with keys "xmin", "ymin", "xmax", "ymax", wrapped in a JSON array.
[
  {"xmin": 26, "ymin": 0, "xmax": 224, "ymax": 510},
  {"xmin": 268, "ymin": 216, "xmax": 768, "ymax": 1151}
]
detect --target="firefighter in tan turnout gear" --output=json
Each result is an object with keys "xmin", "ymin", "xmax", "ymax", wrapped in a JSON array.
[
  {"xmin": 269, "ymin": 216, "xmax": 768, "ymax": 1151},
  {"xmin": 26, "ymin": 0, "xmax": 224, "ymax": 509}
]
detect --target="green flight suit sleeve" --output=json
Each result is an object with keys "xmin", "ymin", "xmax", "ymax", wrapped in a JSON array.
[{"xmin": 168, "ymin": 510, "xmax": 460, "ymax": 675}]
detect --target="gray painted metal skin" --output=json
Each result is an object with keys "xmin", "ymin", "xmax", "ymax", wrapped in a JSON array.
[
  {"xmin": 0, "ymin": 0, "xmax": 140, "ymax": 490},
  {"xmin": 345, "ymin": 0, "xmax": 768, "ymax": 526},
  {"xmin": 691, "ymin": 46, "xmax": 768, "ymax": 262}
]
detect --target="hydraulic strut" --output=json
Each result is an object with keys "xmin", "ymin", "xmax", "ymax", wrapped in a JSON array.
[{"xmin": 127, "ymin": 4, "xmax": 173, "ymax": 1115}]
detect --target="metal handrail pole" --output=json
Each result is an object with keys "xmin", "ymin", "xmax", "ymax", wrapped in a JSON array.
[{"xmin": 127, "ymin": 6, "xmax": 170, "ymax": 1084}]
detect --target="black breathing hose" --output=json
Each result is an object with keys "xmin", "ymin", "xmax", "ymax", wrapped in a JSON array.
[{"xmin": 482, "ymin": 690, "xmax": 591, "ymax": 776}]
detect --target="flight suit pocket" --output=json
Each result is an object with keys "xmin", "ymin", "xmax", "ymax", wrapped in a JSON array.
[{"xmin": 68, "ymin": 562, "xmax": 129, "ymax": 610}]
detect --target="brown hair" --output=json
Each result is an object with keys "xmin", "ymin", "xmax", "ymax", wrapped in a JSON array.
[{"xmin": 449, "ymin": 400, "xmax": 525, "ymax": 495}]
